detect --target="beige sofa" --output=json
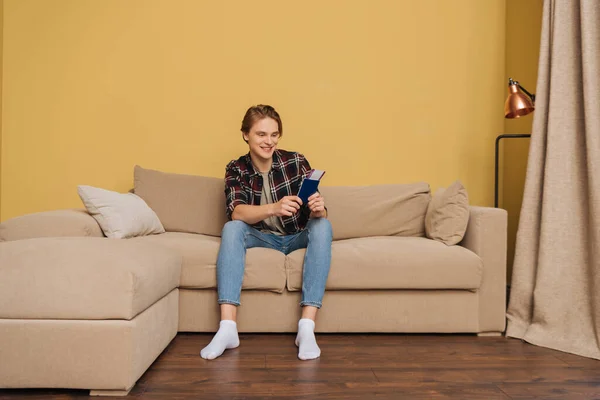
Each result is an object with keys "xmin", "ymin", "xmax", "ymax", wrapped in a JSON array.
[{"xmin": 0, "ymin": 166, "xmax": 507, "ymax": 396}]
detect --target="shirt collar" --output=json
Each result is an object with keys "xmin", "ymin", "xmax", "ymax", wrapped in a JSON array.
[{"xmin": 244, "ymin": 150, "xmax": 283, "ymax": 176}]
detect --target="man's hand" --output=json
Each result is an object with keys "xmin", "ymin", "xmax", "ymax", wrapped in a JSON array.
[
  {"xmin": 308, "ymin": 192, "xmax": 326, "ymax": 218},
  {"xmin": 272, "ymin": 196, "xmax": 302, "ymax": 217}
]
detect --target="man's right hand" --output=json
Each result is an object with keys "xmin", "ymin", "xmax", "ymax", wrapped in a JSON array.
[{"xmin": 271, "ymin": 196, "xmax": 303, "ymax": 217}]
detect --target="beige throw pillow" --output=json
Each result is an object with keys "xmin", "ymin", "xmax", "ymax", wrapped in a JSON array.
[
  {"xmin": 425, "ymin": 180, "xmax": 469, "ymax": 245},
  {"xmin": 77, "ymin": 185, "xmax": 165, "ymax": 239}
]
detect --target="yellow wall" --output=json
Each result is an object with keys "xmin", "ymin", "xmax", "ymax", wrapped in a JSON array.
[
  {"xmin": 1, "ymin": 0, "xmax": 507, "ymax": 221},
  {"xmin": 503, "ymin": 0, "xmax": 543, "ymax": 279}
]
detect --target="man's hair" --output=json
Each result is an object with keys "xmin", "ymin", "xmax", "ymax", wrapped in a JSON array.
[{"xmin": 240, "ymin": 104, "xmax": 283, "ymax": 136}]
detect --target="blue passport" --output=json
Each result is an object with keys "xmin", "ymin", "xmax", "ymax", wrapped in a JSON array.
[{"xmin": 298, "ymin": 169, "xmax": 326, "ymax": 205}]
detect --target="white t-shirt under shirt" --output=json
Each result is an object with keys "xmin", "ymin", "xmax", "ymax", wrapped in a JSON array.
[{"xmin": 260, "ymin": 172, "xmax": 287, "ymax": 235}]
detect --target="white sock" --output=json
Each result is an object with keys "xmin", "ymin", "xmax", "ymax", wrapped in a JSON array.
[
  {"xmin": 295, "ymin": 318, "xmax": 321, "ymax": 360},
  {"xmin": 200, "ymin": 320, "xmax": 239, "ymax": 360}
]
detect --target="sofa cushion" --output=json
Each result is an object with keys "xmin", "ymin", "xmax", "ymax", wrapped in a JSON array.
[
  {"xmin": 131, "ymin": 232, "xmax": 287, "ymax": 292},
  {"xmin": 0, "ymin": 209, "xmax": 104, "ymax": 242},
  {"xmin": 0, "ymin": 237, "xmax": 181, "ymax": 320},
  {"xmin": 286, "ymin": 236, "xmax": 483, "ymax": 291},
  {"xmin": 319, "ymin": 182, "xmax": 431, "ymax": 240},
  {"xmin": 133, "ymin": 165, "xmax": 228, "ymax": 237},
  {"xmin": 425, "ymin": 180, "xmax": 470, "ymax": 245}
]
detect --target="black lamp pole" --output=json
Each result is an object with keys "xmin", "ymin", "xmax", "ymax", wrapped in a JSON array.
[{"xmin": 494, "ymin": 134, "xmax": 531, "ymax": 208}]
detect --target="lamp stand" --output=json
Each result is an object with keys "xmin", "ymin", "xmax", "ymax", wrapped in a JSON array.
[{"xmin": 494, "ymin": 133, "xmax": 531, "ymax": 208}]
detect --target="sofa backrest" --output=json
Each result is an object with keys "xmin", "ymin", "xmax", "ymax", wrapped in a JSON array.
[
  {"xmin": 133, "ymin": 165, "xmax": 431, "ymax": 240},
  {"xmin": 134, "ymin": 165, "xmax": 228, "ymax": 237},
  {"xmin": 320, "ymin": 183, "xmax": 431, "ymax": 240}
]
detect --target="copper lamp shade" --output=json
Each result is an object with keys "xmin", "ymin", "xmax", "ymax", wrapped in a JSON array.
[{"xmin": 504, "ymin": 78, "xmax": 535, "ymax": 118}]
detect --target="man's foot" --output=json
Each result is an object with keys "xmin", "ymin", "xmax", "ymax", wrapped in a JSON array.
[
  {"xmin": 200, "ymin": 320, "xmax": 239, "ymax": 360},
  {"xmin": 295, "ymin": 318, "xmax": 321, "ymax": 360}
]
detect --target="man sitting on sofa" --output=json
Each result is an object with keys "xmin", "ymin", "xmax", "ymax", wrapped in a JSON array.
[{"xmin": 200, "ymin": 104, "xmax": 333, "ymax": 361}]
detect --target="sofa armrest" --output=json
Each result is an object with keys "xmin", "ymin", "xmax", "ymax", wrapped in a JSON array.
[
  {"xmin": 460, "ymin": 206, "xmax": 507, "ymax": 333},
  {"xmin": 0, "ymin": 209, "xmax": 104, "ymax": 242}
]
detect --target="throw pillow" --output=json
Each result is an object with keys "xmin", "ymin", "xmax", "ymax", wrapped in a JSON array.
[
  {"xmin": 77, "ymin": 185, "xmax": 165, "ymax": 239},
  {"xmin": 425, "ymin": 180, "xmax": 469, "ymax": 245}
]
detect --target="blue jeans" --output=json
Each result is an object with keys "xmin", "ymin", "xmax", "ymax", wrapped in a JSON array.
[{"xmin": 217, "ymin": 218, "xmax": 333, "ymax": 308}]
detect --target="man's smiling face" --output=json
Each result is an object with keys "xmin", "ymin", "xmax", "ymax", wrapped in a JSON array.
[{"xmin": 243, "ymin": 117, "xmax": 281, "ymax": 164}]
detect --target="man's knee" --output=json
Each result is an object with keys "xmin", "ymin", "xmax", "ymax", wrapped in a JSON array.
[
  {"xmin": 308, "ymin": 218, "xmax": 333, "ymax": 240},
  {"xmin": 221, "ymin": 220, "xmax": 249, "ymax": 239}
]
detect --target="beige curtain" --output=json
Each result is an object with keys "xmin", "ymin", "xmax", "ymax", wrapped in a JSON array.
[{"xmin": 506, "ymin": 0, "xmax": 600, "ymax": 359}]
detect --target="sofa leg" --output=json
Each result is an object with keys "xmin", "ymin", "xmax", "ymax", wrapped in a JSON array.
[
  {"xmin": 90, "ymin": 385, "xmax": 133, "ymax": 397},
  {"xmin": 477, "ymin": 332, "xmax": 503, "ymax": 337}
]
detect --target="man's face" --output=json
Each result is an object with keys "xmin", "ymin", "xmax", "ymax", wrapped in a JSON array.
[{"xmin": 243, "ymin": 117, "xmax": 281, "ymax": 162}]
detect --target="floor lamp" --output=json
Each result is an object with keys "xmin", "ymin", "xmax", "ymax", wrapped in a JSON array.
[{"xmin": 495, "ymin": 78, "xmax": 535, "ymax": 208}]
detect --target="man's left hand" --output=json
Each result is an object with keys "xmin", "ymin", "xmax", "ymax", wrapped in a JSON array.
[{"xmin": 308, "ymin": 192, "xmax": 326, "ymax": 218}]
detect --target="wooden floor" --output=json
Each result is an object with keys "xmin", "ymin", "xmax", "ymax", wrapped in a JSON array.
[{"xmin": 1, "ymin": 333, "xmax": 599, "ymax": 399}]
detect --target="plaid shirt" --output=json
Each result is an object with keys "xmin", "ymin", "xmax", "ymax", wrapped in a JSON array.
[{"xmin": 224, "ymin": 149, "xmax": 313, "ymax": 234}]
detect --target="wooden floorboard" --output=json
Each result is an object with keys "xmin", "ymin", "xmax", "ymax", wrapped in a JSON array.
[{"xmin": 1, "ymin": 333, "xmax": 599, "ymax": 399}]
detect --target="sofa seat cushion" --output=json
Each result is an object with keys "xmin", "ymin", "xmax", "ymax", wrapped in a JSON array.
[
  {"xmin": 0, "ymin": 237, "xmax": 181, "ymax": 320},
  {"xmin": 286, "ymin": 236, "xmax": 483, "ymax": 291},
  {"xmin": 131, "ymin": 232, "xmax": 287, "ymax": 292}
]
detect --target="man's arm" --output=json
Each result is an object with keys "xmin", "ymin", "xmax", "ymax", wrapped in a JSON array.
[
  {"xmin": 231, "ymin": 204, "xmax": 274, "ymax": 225},
  {"xmin": 233, "ymin": 197, "xmax": 303, "ymax": 224},
  {"xmin": 224, "ymin": 164, "xmax": 249, "ymax": 221}
]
